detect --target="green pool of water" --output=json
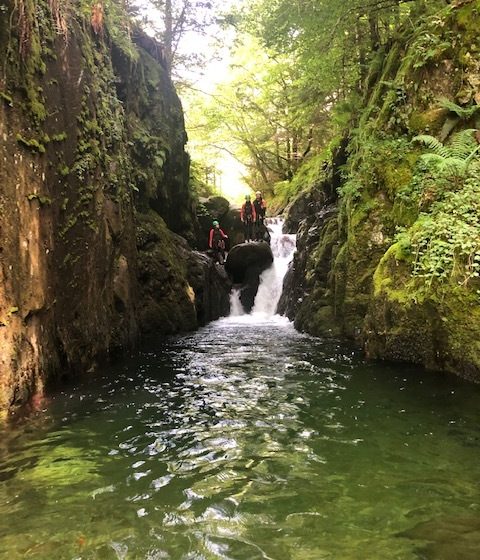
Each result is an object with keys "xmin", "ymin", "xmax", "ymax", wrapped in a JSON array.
[{"xmin": 1, "ymin": 316, "xmax": 479, "ymax": 559}]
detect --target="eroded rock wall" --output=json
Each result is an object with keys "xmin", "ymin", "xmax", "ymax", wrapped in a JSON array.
[
  {"xmin": 0, "ymin": 1, "xmax": 226, "ymax": 414},
  {"xmin": 283, "ymin": 2, "xmax": 480, "ymax": 380}
]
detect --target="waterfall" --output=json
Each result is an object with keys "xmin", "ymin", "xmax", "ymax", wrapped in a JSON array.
[
  {"xmin": 251, "ymin": 218, "xmax": 296, "ymax": 317},
  {"xmin": 229, "ymin": 288, "xmax": 245, "ymax": 317}
]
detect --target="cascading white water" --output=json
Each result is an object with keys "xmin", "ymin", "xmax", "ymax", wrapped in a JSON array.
[
  {"xmin": 229, "ymin": 218, "xmax": 296, "ymax": 319},
  {"xmin": 251, "ymin": 218, "xmax": 296, "ymax": 317},
  {"xmin": 229, "ymin": 288, "xmax": 245, "ymax": 316}
]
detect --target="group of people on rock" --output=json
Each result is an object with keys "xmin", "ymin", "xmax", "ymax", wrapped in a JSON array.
[
  {"xmin": 208, "ymin": 190, "xmax": 269, "ymax": 264},
  {"xmin": 241, "ymin": 191, "xmax": 268, "ymax": 243}
]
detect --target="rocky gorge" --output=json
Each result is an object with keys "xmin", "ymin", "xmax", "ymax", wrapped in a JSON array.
[
  {"xmin": 0, "ymin": 1, "xmax": 231, "ymax": 415},
  {"xmin": 280, "ymin": 2, "xmax": 480, "ymax": 381},
  {"xmin": 1, "ymin": 0, "xmax": 480, "ymax": 420}
]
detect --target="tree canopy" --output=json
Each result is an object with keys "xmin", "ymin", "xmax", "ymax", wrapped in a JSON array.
[{"xmin": 185, "ymin": 0, "xmax": 451, "ymax": 202}]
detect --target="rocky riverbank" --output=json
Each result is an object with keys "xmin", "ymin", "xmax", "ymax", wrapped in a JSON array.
[
  {"xmin": 280, "ymin": 2, "xmax": 480, "ymax": 381},
  {"xmin": 0, "ymin": 1, "xmax": 230, "ymax": 415}
]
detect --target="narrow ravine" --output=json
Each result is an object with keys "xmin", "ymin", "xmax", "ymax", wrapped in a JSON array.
[{"xmin": 1, "ymin": 226, "xmax": 480, "ymax": 559}]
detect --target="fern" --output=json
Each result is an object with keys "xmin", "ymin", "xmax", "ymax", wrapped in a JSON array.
[
  {"xmin": 414, "ymin": 130, "xmax": 480, "ymax": 175},
  {"xmin": 439, "ymin": 98, "xmax": 480, "ymax": 120},
  {"xmin": 449, "ymin": 129, "xmax": 478, "ymax": 159},
  {"xmin": 421, "ymin": 154, "xmax": 468, "ymax": 176},
  {"xmin": 413, "ymin": 134, "xmax": 450, "ymax": 158}
]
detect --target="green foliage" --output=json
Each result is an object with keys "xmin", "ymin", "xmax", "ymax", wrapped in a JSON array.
[
  {"xmin": 189, "ymin": 159, "xmax": 220, "ymax": 198},
  {"xmin": 393, "ymin": 129, "xmax": 480, "ymax": 290},
  {"xmin": 103, "ymin": 1, "xmax": 139, "ymax": 62},
  {"xmin": 413, "ymin": 130, "xmax": 480, "ymax": 177},
  {"xmin": 439, "ymin": 98, "xmax": 480, "ymax": 121},
  {"xmin": 16, "ymin": 134, "xmax": 45, "ymax": 153},
  {"xmin": 51, "ymin": 132, "xmax": 67, "ymax": 142},
  {"xmin": 407, "ymin": 30, "xmax": 453, "ymax": 70},
  {"xmin": 0, "ymin": 91, "xmax": 13, "ymax": 106},
  {"xmin": 57, "ymin": 163, "xmax": 70, "ymax": 176},
  {"xmin": 409, "ymin": 180, "xmax": 480, "ymax": 287},
  {"xmin": 27, "ymin": 193, "xmax": 52, "ymax": 206},
  {"xmin": 341, "ymin": 135, "xmax": 413, "ymax": 202}
]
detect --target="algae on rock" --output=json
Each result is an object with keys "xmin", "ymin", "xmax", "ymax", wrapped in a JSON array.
[
  {"xmin": 0, "ymin": 0, "xmax": 223, "ymax": 415},
  {"xmin": 283, "ymin": 2, "xmax": 480, "ymax": 380}
]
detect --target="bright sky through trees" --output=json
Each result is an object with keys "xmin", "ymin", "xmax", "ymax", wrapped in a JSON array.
[{"xmin": 135, "ymin": 0, "xmax": 249, "ymax": 202}]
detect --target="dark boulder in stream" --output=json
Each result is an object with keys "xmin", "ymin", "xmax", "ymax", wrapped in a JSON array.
[{"xmin": 225, "ymin": 242, "xmax": 274, "ymax": 312}]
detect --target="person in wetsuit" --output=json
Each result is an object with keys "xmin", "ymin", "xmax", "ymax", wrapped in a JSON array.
[
  {"xmin": 253, "ymin": 190, "xmax": 267, "ymax": 241},
  {"xmin": 208, "ymin": 220, "xmax": 228, "ymax": 264},
  {"xmin": 241, "ymin": 194, "xmax": 256, "ymax": 242}
]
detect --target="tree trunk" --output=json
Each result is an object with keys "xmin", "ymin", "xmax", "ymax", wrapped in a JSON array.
[
  {"xmin": 356, "ymin": 17, "xmax": 367, "ymax": 86},
  {"xmin": 165, "ymin": 0, "xmax": 173, "ymax": 75},
  {"xmin": 368, "ymin": 13, "xmax": 380, "ymax": 52}
]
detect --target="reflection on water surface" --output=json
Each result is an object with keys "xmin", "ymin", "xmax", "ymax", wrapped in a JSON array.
[{"xmin": 1, "ymin": 316, "xmax": 480, "ymax": 559}]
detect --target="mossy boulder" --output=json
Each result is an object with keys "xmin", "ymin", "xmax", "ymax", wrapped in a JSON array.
[{"xmin": 136, "ymin": 210, "xmax": 197, "ymax": 334}]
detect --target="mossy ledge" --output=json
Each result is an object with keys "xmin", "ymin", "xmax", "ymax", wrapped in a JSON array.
[{"xmin": 283, "ymin": 2, "xmax": 480, "ymax": 381}]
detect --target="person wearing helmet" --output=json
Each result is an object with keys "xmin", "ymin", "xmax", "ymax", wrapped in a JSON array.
[
  {"xmin": 208, "ymin": 220, "xmax": 228, "ymax": 265},
  {"xmin": 253, "ymin": 190, "xmax": 267, "ymax": 240},
  {"xmin": 241, "ymin": 194, "xmax": 256, "ymax": 242}
]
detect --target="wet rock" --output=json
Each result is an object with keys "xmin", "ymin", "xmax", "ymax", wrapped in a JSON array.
[
  {"xmin": 278, "ymin": 204, "xmax": 339, "ymax": 336},
  {"xmin": 196, "ymin": 196, "xmax": 244, "ymax": 250},
  {"xmin": 136, "ymin": 211, "xmax": 197, "ymax": 334},
  {"xmin": 186, "ymin": 252, "xmax": 232, "ymax": 324},
  {"xmin": 204, "ymin": 196, "xmax": 230, "ymax": 219},
  {"xmin": 225, "ymin": 242, "xmax": 274, "ymax": 311}
]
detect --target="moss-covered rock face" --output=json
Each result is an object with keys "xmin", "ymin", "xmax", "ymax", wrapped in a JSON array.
[
  {"xmin": 136, "ymin": 211, "xmax": 196, "ymax": 333},
  {"xmin": 284, "ymin": 2, "xmax": 480, "ymax": 381},
  {"xmin": 0, "ymin": 1, "xmax": 211, "ymax": 415}
]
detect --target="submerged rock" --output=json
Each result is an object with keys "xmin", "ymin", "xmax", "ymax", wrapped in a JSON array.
[{"xmin": 398, "ymin": 516, "xmax": 480, "ymax": 560}]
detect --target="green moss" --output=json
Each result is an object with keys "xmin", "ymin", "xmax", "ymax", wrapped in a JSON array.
[
  {"xmin": 372, "ymin": 244, "xmax": 424, "ymax": 305},
  {"xmin": 0, "ymin": 91, "xmax": 13, "ymax": 107},
  {"xmin": 29, "ymin": 98, "xmax": 47, "ymax": 123},
  {"xmin": 443, "ymin": 290, "xmax": 480, "ymax": 375},
  {"xmin": 51, "ymin": 132, "xmax": 67, "ymax": 142},
  {"xmin": 408, "ymin": 107, "xmax": 448, "ymax": 134},
  {"xmin": 58, "ymin": 164, "xmax": 70, "ymax": 176},
  {"xmin": 16, "ymin": 134, "xmax": 46, "ymax": 154},
  {"xmin": 27, "ymin": 193, "xmax": 52, "ymax": 206}
]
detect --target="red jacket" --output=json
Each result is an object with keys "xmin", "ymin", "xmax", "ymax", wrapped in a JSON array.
[
  {"xmin": 209, "ymin": 227, "xmax": 228, "ymax": 249},
  {"xmin": 241, "ymin": 201, "xmax": 256, "ymax": 222}
]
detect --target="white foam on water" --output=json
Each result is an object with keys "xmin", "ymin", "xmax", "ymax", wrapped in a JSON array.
[
  {"xmin": 229, "ymin": 288, "xmax": 245, "ymax": 317},
  {"xmin": 227, "ymin": 217, "xmax": 296, "ymax": 322}
]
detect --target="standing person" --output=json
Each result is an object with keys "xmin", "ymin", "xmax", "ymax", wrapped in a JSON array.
[
  {"xmin": 208, "ymin": 220, "xmax": 228, "ymax": 265},
  {"xmin": 241, "ymin": 194, "xmax": 256, "ymax": 242},
  {"xmin": 253, "ymin": 190, "xmax": 267, "ymax": 240}
]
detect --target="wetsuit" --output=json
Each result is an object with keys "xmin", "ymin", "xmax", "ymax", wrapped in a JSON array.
[
  {"xmin": 241, "ymin": 201, "xmax": 256, "ymax": 242},
  {"xmin": 208, "ymin": 227, "xmax": 228, "ymax": 264},
  {"xmin": 253, "ymin": 197, "xmax": 267, "ymax": 240}
]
